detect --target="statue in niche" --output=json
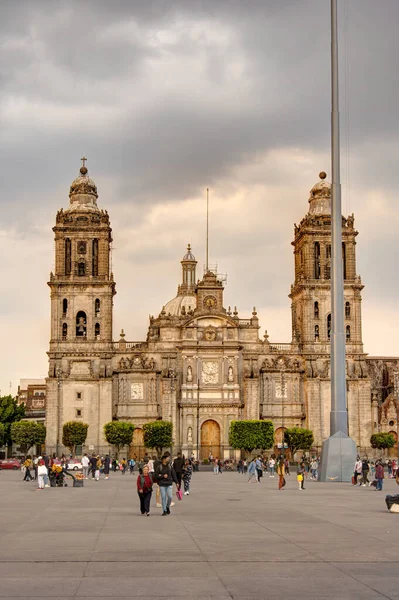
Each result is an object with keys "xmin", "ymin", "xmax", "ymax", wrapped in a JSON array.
[
  {"xmin": 149, "ymin": 357, "xmax": 156, "ymax": 370},
  {"xmin": 187, "ymin": 427, "xmax": 193, "ymax": 443},
  {"xmin": 228, "ymin": 365, "xmax": 234, "ymax": 382},
  {"xmin": 187, "ymin": 365, "xmax": 193, "ymax": 382}
]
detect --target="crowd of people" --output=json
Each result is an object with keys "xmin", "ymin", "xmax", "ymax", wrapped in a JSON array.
[{"xmin": 353, "ymin": 457, "xmax": 398, "ymax": 491}]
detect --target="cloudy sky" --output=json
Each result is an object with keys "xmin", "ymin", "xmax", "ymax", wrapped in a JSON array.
[{"xmin": 1, "ymin": 0, "xmax": 398, "ymax": 395}]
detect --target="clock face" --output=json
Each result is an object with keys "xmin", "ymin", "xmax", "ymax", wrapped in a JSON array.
[{"xmin": 204, "ymin": 295, "xmax": 216, "ymax": 309}]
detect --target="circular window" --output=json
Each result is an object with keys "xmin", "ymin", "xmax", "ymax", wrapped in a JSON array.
[{"xmin": 389, "ymin": 420, "xmax": 395, "ymax": 427}]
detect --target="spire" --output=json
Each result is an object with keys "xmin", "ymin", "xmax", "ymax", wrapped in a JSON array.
[
  {"xmin": 69, "ymin": 157, "xmax": 99, "ymax": 209},
  {"xmin": 178, "ymin": 244, "xmax": 197, "ymax": 295},
  {"xmin": 308, "ymin": 171, "xmax": 331, "ymax": 215}
]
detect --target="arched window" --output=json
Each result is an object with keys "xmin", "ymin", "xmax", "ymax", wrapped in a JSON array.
[
  {"xmin": 314, "ymin": 242, "xmax": 321, "ymax": 279},
  {"xmin": 62, "ymin": 323, "xmax": 68, "ymax": 340},
  {"xmin": 325, "ymin": 244, "xmax": 331, "ymax": 279},
  {"xmin": 345, "ymin": 301, "xmax": 351, "ymax": 318},
  {"xmin": 95, "ymin": 323, "xmax": 100, "ymax": 339},
  {"xmin": 78, "ymin": 261, "xmax": 86, "ymax": 276},
  {"xmin": 327, "ymin": 314, "xmax": 331, "ymax": 340},
  {"xmin": 92, "ymin": 239, "xmax": 99, "ymax": 276},
  {"xmin": 62, "ymin": 298, "xmax": 68, "ymax": 316},
  {"xmin": 65, "ymin": 238, "xmax": 72, "ymax": 275},
  {"xmin": 95, "ymin": 298, "xmax": 100, "ymax": 315},
  {"xmin": 76, "ymin": 311, "xmax": 87, "ymax": 337},
  {"xmin": 314, "ymin": 301, "xmax": 319, "ymax": 319},
  {"xmin": 314, "ymin": 325, "xmax": 319, "ymax": 340},
  {"xmin": 346, "ymin": 325, "xmax": 351, "ymax": 341}
]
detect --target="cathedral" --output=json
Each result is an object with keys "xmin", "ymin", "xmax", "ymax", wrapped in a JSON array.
[{"xmin": 45, "ymin": 163, "xmax": 399, "ymax": 459}]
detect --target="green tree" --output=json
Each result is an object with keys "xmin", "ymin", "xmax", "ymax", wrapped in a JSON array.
[
  {"xmin": 370, "ymin": 432, "xmax": 396, "ymax": 451},
  {"xmin": 0, "ymin": 423, "xmax": 5, "ymax": 447},
  {"xmin": 143, "ymin": 421, "xmax": 173, "ymax": 456},
  {"xmin": 0, "ymin": 395, "xmax": 26, "ymax": 450},
  {"xmin": 284, "ymin": 427, "xmax": 314, "ymax": 458},
  {"xmin": 229, "ymin": 420, "xmax": 274, "ymax": 454},
  {"xmin": 103, "ymin": 421, "xmax": 135, "ymax": 457},
  {"xmin": 10, "ymin": 421, "xmax": 46, "ymax": 455},
  {"xmin": 62, "ymin": 421, "xmax": 89, "ymax": 456}
]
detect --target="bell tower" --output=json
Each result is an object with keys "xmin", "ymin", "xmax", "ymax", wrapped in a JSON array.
[
  {"xmin": 48, "ymin": 159, "xmax": 115, "ymax": 350},
  {"xmin": 289, "ymin": 172, "xmax": 363, "ymax": 354},
  {"xmin": 46, "ymin": 159, "xmax": 115, "ymax": 454}
]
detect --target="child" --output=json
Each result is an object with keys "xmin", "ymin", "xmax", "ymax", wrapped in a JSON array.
[
  {"xmin": 137, "ymin": 464, "xmax": 153, "ymax": 516},
  {"xmin": 95, "ymin": 456, "xmax": 101, "ymax": 481},
  {"xmin": 182, "ymin": 459, "xmax": 193, "ymax": 495},
  {"xmin": 37, "ymin": 459, "xmax": 48, "ymax": 490}
]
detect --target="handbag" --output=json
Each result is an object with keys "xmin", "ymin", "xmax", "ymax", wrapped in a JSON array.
[
  {"xmin": 176, "ymin": 488, "xmax": 183, "ymax": 501},
  {"xmin": 297, "ymin": 474, "xmax": 303, "ymax": 482}
]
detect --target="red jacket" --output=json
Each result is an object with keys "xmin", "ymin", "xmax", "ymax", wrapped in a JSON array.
[
  {"xmin": 376, "ymin": 464, "xmax": 384, "ymax": 479},
  {"xmin": 137, "ymin": 474, "xmax": 153, "ymax": 493}
]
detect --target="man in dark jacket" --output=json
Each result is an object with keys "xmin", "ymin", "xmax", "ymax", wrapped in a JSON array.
[
  {"xmin": 89, "ymin": 454, "xmax": 97, "ymax": 479},
  {"xmin": 103, "ymin": 455, "xmax": 110, "ymax": 479},
  {"xmin": 173, "ymin": 452, "xmax": 185, "ymax": 486},
  {"xmin": 156, "ymin": 455, "xmax": 179, "ymax": 515}
]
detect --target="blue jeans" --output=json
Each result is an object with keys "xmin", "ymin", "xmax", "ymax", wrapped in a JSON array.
[
  {"xmin": 160, "ymin": 485, "xmax": 173, "ymax": 512},
  {"xmin": 376, "ymin": 478, "xmax": 383, "ymax": 491}
]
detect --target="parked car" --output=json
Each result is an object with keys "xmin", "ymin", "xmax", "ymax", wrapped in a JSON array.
[
  {"xmin": 0, "ymin": 458, "xmax": 21, "ymax": 470},
  {"xmin": 67, "ymin": 459, "xmax": 82, "ymax": 471}
]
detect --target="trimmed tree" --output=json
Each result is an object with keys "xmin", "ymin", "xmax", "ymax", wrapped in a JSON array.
[
  {"xmin": 284, "ymin": 427, "xmax": 314, "ymax": 459},
  {"xmin": 103, "ymin": 421, "xmax": 135, "ymax": 457},
  {"xmin": 0, "ymin": 423, "xmax": 5, "ymax": 447},
  {"xmin": 143, "ymin": 421, "xmax": 173, "ymax": 456},
  {"xmin": 0, "ymin": 395, "xmax": 26, "ymax": 451},
  {"xmin": 229, "ymin": 420, "xmax": 274, "ymax": 454},
  {"xmin": 62, "ymin": 421, "xmax": 89, "ymax": 456},
  {"xmin": 370, "ymin": 433, "xmax": 396, "ymax": 451},
  {"xmin": 10, "ymin": 421, "xmax": 46, "ymax": 455}
]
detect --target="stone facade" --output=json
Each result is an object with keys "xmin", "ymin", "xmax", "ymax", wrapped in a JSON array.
[{"xmin": 45, "ymin": 165, "xmax": 399, "ymax": 457}]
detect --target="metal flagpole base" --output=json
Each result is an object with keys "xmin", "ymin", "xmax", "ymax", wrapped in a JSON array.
[{"xmin": 318, "ymin": 431, "xmax": 357, "ymax": 482}]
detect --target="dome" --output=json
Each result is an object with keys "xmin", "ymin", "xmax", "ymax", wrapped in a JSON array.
[
  {"xmin": 68, "ymin": 161, "xmax": 99, "ymax": 211},
  {"xmin": 164, "ymin": 294, "xmax": 196, "ymax": 317},
  {"xmin": 182, "ymin": 244, "xmax": 196, "ymax": 262},
  {"xmin": 308, "ymin": 171, "xmax": 331, "ymax": 215}
]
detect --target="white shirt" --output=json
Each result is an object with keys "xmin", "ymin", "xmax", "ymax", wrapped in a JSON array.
[
  {"xmin": 148, "ymin": 459, "xmax": 154, "ymax": 473},
  {"xmin": 82, "ymin": 456, "xmax": 90, "ymax": 467}
]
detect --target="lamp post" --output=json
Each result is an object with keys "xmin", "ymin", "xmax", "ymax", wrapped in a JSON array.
[{"xmin": 56, "ymin": 366, "xmax": 62, "ymax": 457}]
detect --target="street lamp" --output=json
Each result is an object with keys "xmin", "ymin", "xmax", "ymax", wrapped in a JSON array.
[{"xmin": 56, "ymin": 366, "xmax": 62, "ymax": 456}]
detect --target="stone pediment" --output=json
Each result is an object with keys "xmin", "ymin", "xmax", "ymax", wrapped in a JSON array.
[
  {"xmin": 183, "ymin": 315, "xmax": 238, "ymax": 329},
  {"xmin": 117, "ymin": 355, "xmax": 157, "ymax": 371}
]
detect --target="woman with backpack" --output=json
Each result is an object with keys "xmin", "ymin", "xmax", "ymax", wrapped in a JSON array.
[{"xmin": 137, "ymin": 464, "xmax": 153, "ymax": 516}]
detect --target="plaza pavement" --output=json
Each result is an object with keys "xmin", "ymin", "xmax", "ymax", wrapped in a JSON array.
[{"xmin": 1, "ymin": 468, "xmax": 399, "ymax": 600}]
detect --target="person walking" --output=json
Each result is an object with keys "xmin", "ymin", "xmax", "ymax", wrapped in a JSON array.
[
  {"xmin": 297, "ymin": 462, "xmax": 306, "ymax": 490},
  {"xmin": 173, "ymin": 452, "xmax": 185, "ymax": 486},
  {"xmin": 103, "ymin": 455, "xmax": 110, "ymax": 479},
  {"xmin": 361, "ymin": 458, "xmax": 370, "ymax": 487},
  {"xmin": 155, "ymin": 454, "xmax": 179, "ymax": 516},
  {"xmin": 89, "ymin": 454, "xmax": 97, "ymax": 479},
  {"xmin": 268, "ymin": 457, "xmax": 275, "ymax": 478},
  {"xmin": 276, "ymin": 455, "xmax": 285, "ymax": 490},
  {"xmin": 213, "ymin": 458, "xmax": 219, "ymax": 475},
  {"xmin": 255, "ymin": 456, "xmax": 263, "ymax": 482},
  {"xmin": 121, "ymin": 458, "xmax": 127, "ymax": 474},
  {"xmin": 354, "ymin": 457, "xmax": 362, "ymax": 485},
  {"xmin": 247, "ymin": 458, "xmax": 258, "ymax": 483},
  {"xmin": 375, "ymin": 461, "xmax": 384, "ymax": 491},
  {"xmin": 37, "ymin": 459, "xmax": 48, "ymax": 490},
  {"xmin": 182, "ymin": 459, "xmax": 193, "ymax": 495},
  {"xmin": 137, "ymin": 464, "xmax": 153, "ymax": 516},
  {"xmin": 82, "ymin": 454, "xmax": 90, "ymax": 479},
  {"xmin": 23, "ymin": 456, "xmax": 33, "ymax": 481},
  {"xmin": 284, "ymin": 458, "xmax": 290, "ymax": 476}
]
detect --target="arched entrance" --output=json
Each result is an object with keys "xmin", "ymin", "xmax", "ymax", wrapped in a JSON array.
[
  {"xmin": 388, "ymin": 431, "xmax": 398, "ymax": 458},
  {"xmin": 130, "ymin": 428, "xmax": 145, "ymax": 460},
  {"xmin": 274, "ymin": 427, "xmax": 288, "ymax": 458},
  {"xmin": 200, "ymin": 420, "xmax": 221, "ymax": 461}
]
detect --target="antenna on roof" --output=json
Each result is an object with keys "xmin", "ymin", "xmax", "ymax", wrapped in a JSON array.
[{"xmin": 206, "ymin": 188, "xmax": 209, "ymax": 272}]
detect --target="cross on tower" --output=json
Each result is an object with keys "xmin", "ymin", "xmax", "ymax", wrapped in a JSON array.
[{"xmin": 80, "ymin": 156, "xmax": 87, "ymax": 168}]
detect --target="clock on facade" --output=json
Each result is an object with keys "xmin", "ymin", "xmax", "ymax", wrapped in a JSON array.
[{"xmin": 204, "ymin": 295, "xmax": 217, "ymax": 309}]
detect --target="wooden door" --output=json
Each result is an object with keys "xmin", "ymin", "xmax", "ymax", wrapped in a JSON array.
[
  {"xmin": 130, "ymin": 428, "xmax": 144, "ymax": 460},
  {"xmin": 201, "ymin": 420, "xmax": 220, "ymax": 461}
]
